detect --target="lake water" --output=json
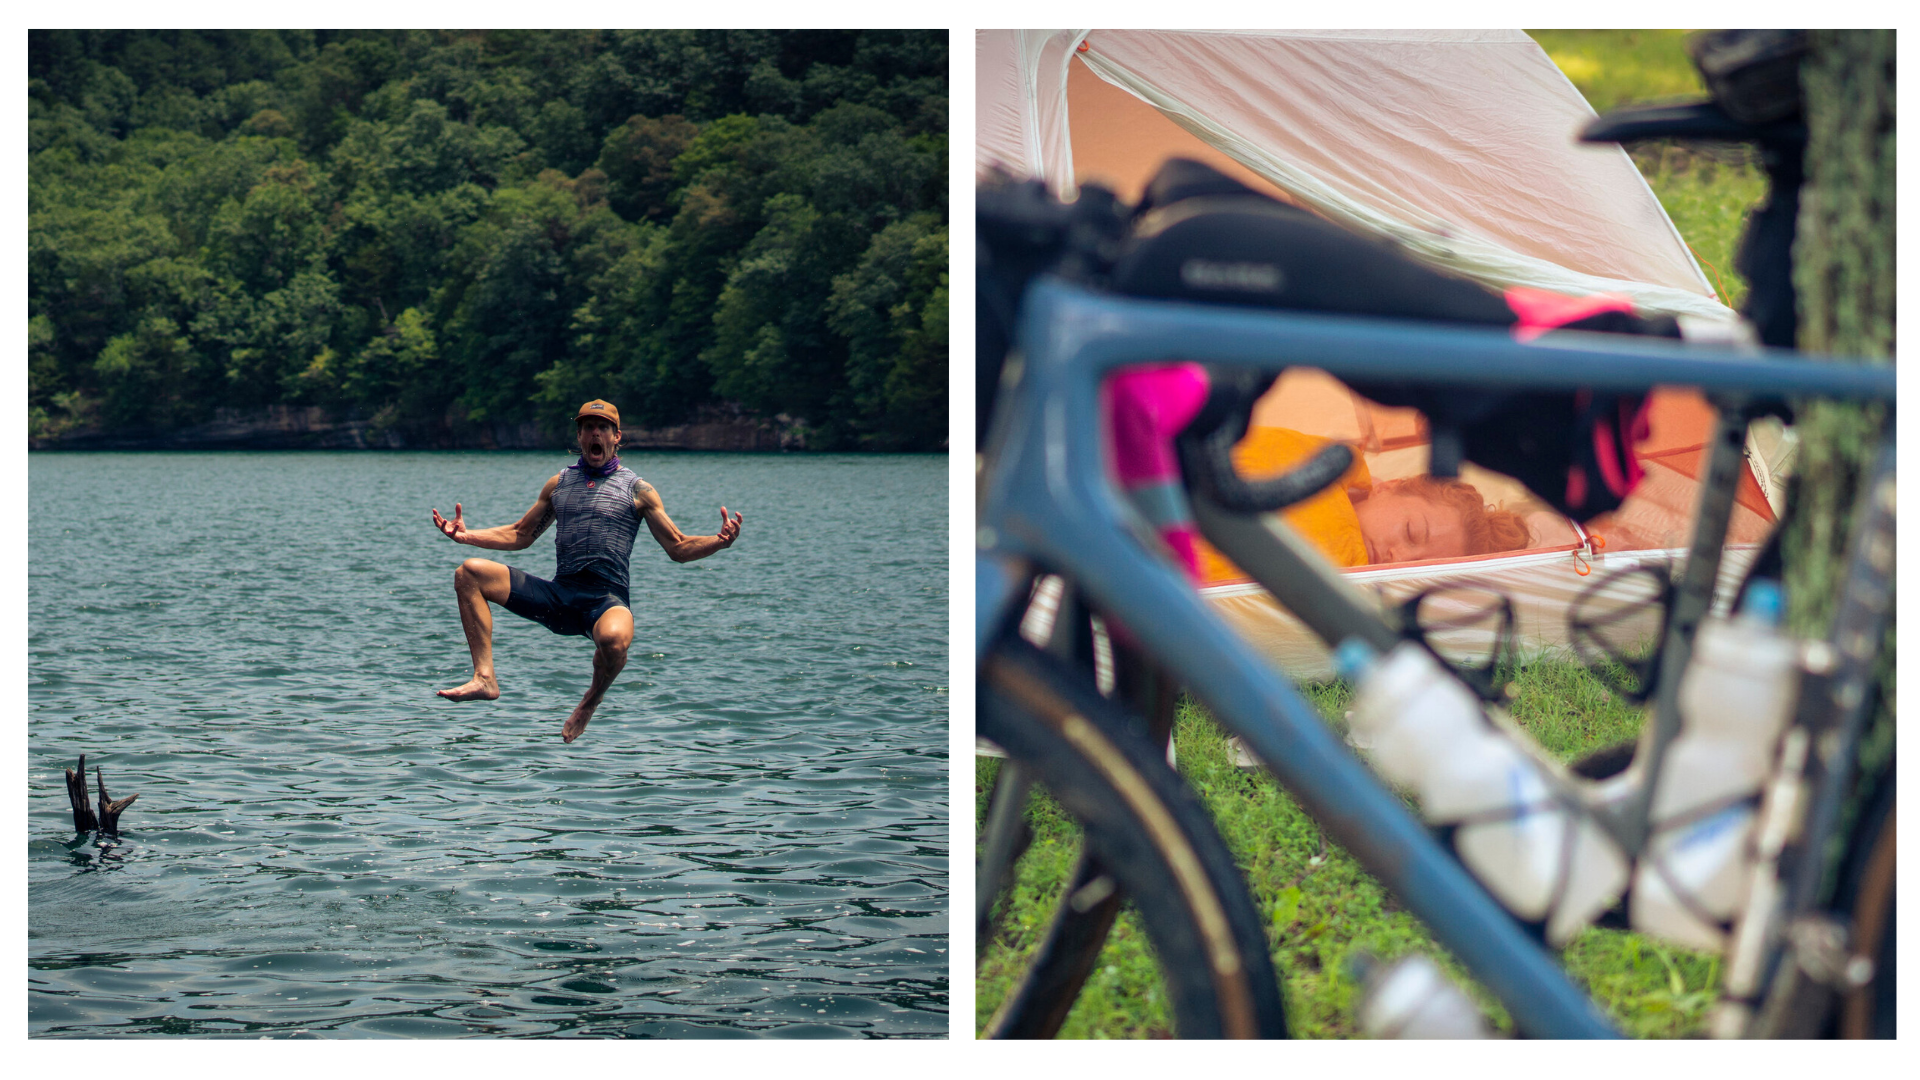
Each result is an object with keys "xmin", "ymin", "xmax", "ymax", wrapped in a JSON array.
[{"xmin": 27, "ymin": 451, "xmax": 948, "ymax": 1038}]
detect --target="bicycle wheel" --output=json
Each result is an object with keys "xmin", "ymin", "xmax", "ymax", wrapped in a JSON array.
[
  {"xmin": 978, "ymin": 640, "xmax": 1289, "ymax": 1038},
  {"xmin": 979, "ymin": 844, "xmax": 1128, "ymax": 1038},
  {"xmin": 976, "ymin": 623, "xmax": 1176, "ymax": 1038}
]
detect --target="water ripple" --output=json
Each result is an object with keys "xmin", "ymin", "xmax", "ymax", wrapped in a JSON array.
[{"xmin": 29, "ymin": 451, "xmax": 947, "ymax": 1038}]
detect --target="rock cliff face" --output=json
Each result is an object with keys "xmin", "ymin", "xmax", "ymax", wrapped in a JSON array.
[{"xmin": 29, "ymin": 406, "xmax": 805, "ymax": 452}]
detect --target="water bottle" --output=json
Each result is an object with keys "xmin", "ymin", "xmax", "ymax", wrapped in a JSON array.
[
  {"xmin": 1337, "ymin": 639, "xmax": 1629, "ymax": 945},
  {"xmin": 1630, "ymin": 581, "xmax": 1799, "ymax": 951},
  {"xmin": 1353, "ymin": 953, "xmax": 1492, "ymax": 1039}
]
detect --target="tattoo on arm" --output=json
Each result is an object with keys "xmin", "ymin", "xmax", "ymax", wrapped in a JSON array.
[
  {"xmin": 530, "ymin": 505, "xmax": 555, "ymax": 540},
  {"xmin": 634, "ymin": 480, "xmax": 661, "ymax": 517}
]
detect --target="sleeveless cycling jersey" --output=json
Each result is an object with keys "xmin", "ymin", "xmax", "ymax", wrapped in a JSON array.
[{"xmin": 550, "ymin": 466, "xmax": 644, "ymax": 593}]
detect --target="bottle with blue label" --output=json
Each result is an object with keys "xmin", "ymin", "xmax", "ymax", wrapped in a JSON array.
[
  {"xmin": 1630, "ymin": 580, "xmax": 1800, "ymax": 951},
  {"xmin": 1337, "ymin": 639, "xmax": 1628, "ymax": 945}
]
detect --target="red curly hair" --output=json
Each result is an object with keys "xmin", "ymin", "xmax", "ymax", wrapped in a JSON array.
[{"xmin": 1375, "ymin": 475, "xmax": 1531, "ymax": 557}]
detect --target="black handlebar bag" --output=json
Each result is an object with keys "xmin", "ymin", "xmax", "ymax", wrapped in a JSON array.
[{"xmin": 1110, "ymin": 158, "xmax": 1668, "ymax": 520}]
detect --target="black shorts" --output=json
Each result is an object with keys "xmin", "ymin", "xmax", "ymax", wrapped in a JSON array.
[{"xmin": 502, "ymin": 568, "xmax": 629, "ymax": 638}]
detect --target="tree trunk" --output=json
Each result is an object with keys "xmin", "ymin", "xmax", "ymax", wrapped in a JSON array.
[
  {"xmin": 1785, "ymin": 29, "xmax": 1896, "ymax": 855},
  {"xmin": 1787, "ymin": 29, "xmax": 1895, "ymax": 630}
]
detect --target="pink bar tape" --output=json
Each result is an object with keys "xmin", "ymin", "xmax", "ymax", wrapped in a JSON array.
[
  {"xmin": 1108, "ymin": 364, "xmax": 1210, "ymax": 485},
  {"xmin": 1106, "ymin": 363, "xmax": 1211, "ymax": 580}
]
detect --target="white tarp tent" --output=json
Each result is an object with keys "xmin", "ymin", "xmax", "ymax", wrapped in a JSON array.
[
  {"xmin": 976, "ymin": 28, "xmax": 1735, "ymax": 322},
  {"xmin": 976, "ymin": 29, "xmax": 1773, "ymax": 687}
]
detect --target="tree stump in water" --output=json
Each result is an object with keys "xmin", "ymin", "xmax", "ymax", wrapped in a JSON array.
[{"xmin": 64, "ymin": 755, "xmax": 138, "ymax": 834}]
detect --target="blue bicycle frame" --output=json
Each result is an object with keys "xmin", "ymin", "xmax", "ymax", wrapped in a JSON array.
[{"xmin": 976, "ymin": 277, "xmax": 1895, "ymax": 1039}]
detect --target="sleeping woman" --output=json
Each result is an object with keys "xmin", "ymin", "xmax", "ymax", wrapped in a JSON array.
[{"xmin": 1193, "ymin": 426, "xmax": 1530, "ymax": 584}]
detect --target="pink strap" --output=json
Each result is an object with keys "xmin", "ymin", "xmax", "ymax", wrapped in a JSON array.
[
  {"xmin": 1566, "ymin": 390, "xmax": 1652, "ymax": 510},
  {"xmin": 1592, "ymin": 396, "xmax": 1650, "ymax": 498},
  {"xmin": 1505, "ymin": 286, "xmax": 1637, "ymax": 342}
]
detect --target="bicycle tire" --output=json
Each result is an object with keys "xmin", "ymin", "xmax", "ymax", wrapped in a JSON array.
[
  {"xmin": 978, "ymin": 630, "xmax": 1176, "ymax": 1038},
  {"xmin": 981, "ymin": 848, "xmax": 1127, "ymax": 1037},
  {"xmin": 979, "ymin": 640, "xmax": 1289, "ymax": 1038}
]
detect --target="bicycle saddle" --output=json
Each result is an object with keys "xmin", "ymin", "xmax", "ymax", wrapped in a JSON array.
[
  {"xmin": 1108, "ymin": 158, "xmax": 1665, "ymax": 520},
  {"xmin": 1579, "ymin": 29, "xmax": 1810, "ymax": 350},
  {"xmin": 1579, "ymin": 101, "xmax": 1803, "ymax": 146}
]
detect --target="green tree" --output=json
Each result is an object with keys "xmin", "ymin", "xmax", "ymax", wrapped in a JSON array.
[
  {"xmin": 594, "ymin": 113, "xmax": 698, "ymax": 222},
  {"xmin": 704, "ymin": 193, "xmax": 829, "ymax": 414},
  {"xmin": 28, "ymin": 315, "xmax": 73, "ymax": 438},
  {"xmin": 26, "ymin": 29, "xmax": 947, "ymax": 448},
  {"xmin": 617, "ymin": 176, "xmax": 754, "ymax": 425},
  {"xmin": 206, "ymin": 159, "xmax": 324, "ymax": 292},
  {"xmin": 329, "ymin": 99, "xmax": 525, "ymax": 198},
  {"xmin": 28, "ymin": 198, "xmax": 178, "ymax": 374},
  {"xmin": 828, "ymin": 214, "xmax": 947, "ymax": 449},
  {"xmin": 671, "ymin": 113, "xmax": 763, "ymax": 188},
  {"xmin": 157, "ymin": 130, "xmax": 298, "ymax": 239},
  {"xmin": 437, "ymin": 173, "xmax": 614, "ymax": 424},
  {"xmin": 93, "ymin": 311, "xmax": 198, "ymax": 427},
  {"xmin": 532, "ymin": 219, "xmax": 671, "ymax": 437},
  {"xmin": 343, "ymin": 305, "xmax": 438, "ymax": 410}
]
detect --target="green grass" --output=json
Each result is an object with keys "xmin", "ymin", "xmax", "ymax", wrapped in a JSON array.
[
  {"xmin": 1526, "ymin": 30, "xmax": 1706, "ymax": 115},
  {"xmin": 1525, "ymin": 29, "xmax": 1769, "ymax": 311},
  {"xmin": 976, "ymin": 658, "xmax": 1723, "ymax": 1038}
]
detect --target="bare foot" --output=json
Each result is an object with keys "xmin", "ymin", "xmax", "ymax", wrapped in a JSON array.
[
  {"xmin": 561, "ymin": 703, "xmax": 595, "ymax": 743},
  {"xmin": 437, "ymin": 675, "xmax": 499, "ymax": 702}
]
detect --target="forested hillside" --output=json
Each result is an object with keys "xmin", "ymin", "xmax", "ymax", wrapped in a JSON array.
[{"xmin": 28, "ymin": 30, "xmax": 948, "ymax": 450}]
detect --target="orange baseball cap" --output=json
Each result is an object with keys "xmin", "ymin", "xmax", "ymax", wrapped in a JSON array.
[{"xmin": 575, "ymin": 399, "xmax": 621, "ymax": 427}]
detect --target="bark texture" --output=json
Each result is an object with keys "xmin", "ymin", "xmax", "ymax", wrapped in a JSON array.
[
  {"xmin": 64, "ymin": 755, "xmax": 98, "ymax": 833},
  {"xmin": 1786, "ymin": 30, "xmax": 1895, "ymax": 635},
  {"xmin": 1785, "ymin": 29, "xmax": 1896, "ymax": 822}
]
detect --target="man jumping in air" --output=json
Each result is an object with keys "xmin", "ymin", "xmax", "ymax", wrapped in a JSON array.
[{"xmin": 430, "ymin": 399, "xmax": 743, "ymax": 743}]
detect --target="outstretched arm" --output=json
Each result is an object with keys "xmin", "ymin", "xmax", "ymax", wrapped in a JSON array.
[
  {"xmin": 431, "ymin": 476, "xmax": 560, "ymax": 550},
  {"xmin": 636, "ymin": 480, "xmax": 742, "ymax": 563}
]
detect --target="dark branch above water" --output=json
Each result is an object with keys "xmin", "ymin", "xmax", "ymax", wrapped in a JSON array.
[{"xmin": 64, "ymin": 755, "xmax": 138, "ymax": 834}]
